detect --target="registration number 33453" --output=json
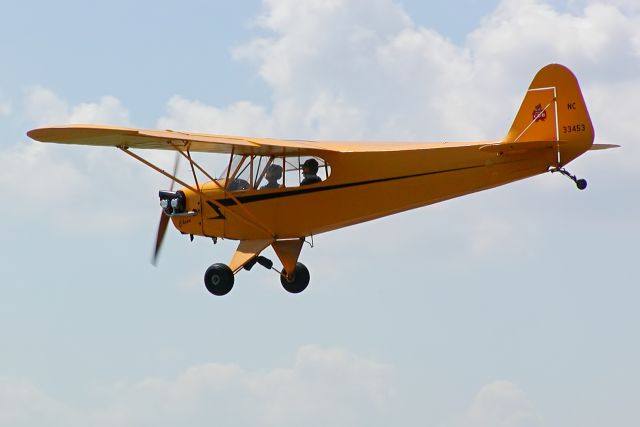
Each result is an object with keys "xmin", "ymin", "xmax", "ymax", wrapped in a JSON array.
[{"xmin": 562, "ymin": 124, "xmax": 586, "ymax": 133}]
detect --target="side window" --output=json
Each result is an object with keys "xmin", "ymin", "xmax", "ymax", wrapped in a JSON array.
[
  {"xmin": 220, "ymin": 154, "xmax": 331, "ymax": 192},
  {"xmin": 283, "ymin": 156, "xmax": 331, "ymax": 187},
  {"xmin": 254, "ymin": 156, "xmax": 284, "ymax": 190}
]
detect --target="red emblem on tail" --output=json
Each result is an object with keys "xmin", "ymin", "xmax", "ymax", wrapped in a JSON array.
[{"xmin": 532, "ymin": 104, "xmax": 546, "ymax": 122}]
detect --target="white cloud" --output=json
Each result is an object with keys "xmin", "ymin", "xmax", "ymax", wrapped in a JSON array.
[
  {"xmin": 250, "ymin": 345, "xmax": 395, "ymax": 426},
  {"xmin": 0, "ymin": 378, "xmax": 79, "ymax": 427},
  {"xmin": 456, "ymin": 381, "xmax": 539, "ymax": 427},
  {"xmin": 25, "ymin": 86, "xmax": 130, "ymax": 126},
  {"xmin": 468, "ymin": 0, "xmax": 640, "ymax": 82},
  {"xmin": 68, "ymin": 95, "xmax": 130, "ymax": 124},
  {"xmin": 3, "ymin": 87, "xmax": 164, "ymax": 232},
  {"xmin": 0, "ymin": 346, "xmax": 395, "ymax": 427},
  {"xmin": 583, "ymin": 78, "xmax": 640, "ymax": 164},
  {"xmin": 24, "ymin": 86, "xmax": 69, "ymax": 125},
  {"xmin": 0, "ymin": 142, "xmax": 90, "ymax": 205},
  {"xmin": 158, "ymin": 96, "xmax": 274, "ymax": 135},
  {"xmin": 0, "ymin": 138, "xmax": 158, "ymax": 232},
  {"xmin": 161, "ymin": 0, "xmax": 640, "ymax": 148},
  {"xmin": 108, "ymin": 345, "xmax": 394, "ymax": 426},
  {"xmin": 181, "ymin": 0, "xmax": 479, "ymax": 140},
  {"xmin": 6, "ymin": 367, "xmax": 544, "ymax": 427}
]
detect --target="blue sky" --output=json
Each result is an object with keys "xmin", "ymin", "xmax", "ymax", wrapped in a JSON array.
[{"xmin": 1, "ymin": 1, "xmax": 639, "ymax": 426}]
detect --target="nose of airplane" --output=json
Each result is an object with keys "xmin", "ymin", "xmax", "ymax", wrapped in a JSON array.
[{"xmin": 158, "ymin": 190, "xmax": 187, "ymax": 215}]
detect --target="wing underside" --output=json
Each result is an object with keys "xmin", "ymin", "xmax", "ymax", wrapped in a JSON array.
[{"xmin": 27, "ymin": 124, "xmax": 333, "ymax": 156}]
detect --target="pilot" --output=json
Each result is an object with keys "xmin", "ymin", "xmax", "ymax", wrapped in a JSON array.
[
  {"xmin": 300, "ymin": 158, "xmax": 322, "ymax": 185},
  {"xmin": 260, "ymin": 164, "xmax": 283, "ymax": 190}
]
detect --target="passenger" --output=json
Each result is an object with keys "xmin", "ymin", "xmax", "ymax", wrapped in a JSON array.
[
  {"xmin": 228, "ymin": 178, "xmax": 249, "ymax": 192},
  {"xmin": 260, "ymin": 164, "xmax": 283, "ymax": 190},
  {"xmin": 300, "ymin": 158, "xmax": 322, "ymax": 185}
]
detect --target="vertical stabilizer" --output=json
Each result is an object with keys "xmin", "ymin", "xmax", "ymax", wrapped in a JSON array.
[{"xmin": 504, "ymin": 64, "xmax": 594, "ymax": 166}]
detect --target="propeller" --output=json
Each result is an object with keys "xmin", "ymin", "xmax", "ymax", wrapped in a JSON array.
[{"xmin": 152, "ymin": 152, "xmax": 181, "ymax": 265}]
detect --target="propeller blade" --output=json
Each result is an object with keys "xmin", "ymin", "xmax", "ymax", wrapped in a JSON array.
[
  {"xmin": 152, "ymin": 213, "xmax": 170, "ymax": 266},
  {"xmin": 168, "ymin": 151, "xmax": 180, "ymax": 191},
  {"xmin": 151, "ymin": 152, "xmax": 181, "ymax": 265}
]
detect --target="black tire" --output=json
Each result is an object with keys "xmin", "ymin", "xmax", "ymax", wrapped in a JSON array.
[
  {"xmin": 280, "ymin": 262, "xmax": 310, "ymax": 294},
  {"xmin": 576, "ymin": 179, "xmax": 587, "ymax": 190},
  {"xmin": 204, "ymin": 263, "xmax": 234, "ymax": 296}
]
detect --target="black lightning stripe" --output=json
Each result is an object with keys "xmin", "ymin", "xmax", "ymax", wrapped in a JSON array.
[{"xmin": 206, "ymin": 201, "xmax": 226, "ymax": 220}]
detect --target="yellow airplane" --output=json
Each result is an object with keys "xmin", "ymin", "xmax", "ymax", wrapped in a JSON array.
[{"xmin": 28, "ymin": 64, "xmax": 617, "ymax": 296}]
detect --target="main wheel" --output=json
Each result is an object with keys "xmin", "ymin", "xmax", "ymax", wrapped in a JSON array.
[
  {"xmin": 280, "ymin": 262, "xmax": 310, "ymax": 294},
  {"xmin": 204, "ymin": 263, "xmax": 234, "ymax": 296}
]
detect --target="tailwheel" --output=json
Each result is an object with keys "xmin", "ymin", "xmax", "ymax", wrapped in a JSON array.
[
  {"xmin": 204, "ymin": 263, "xmax": 234, "ymax": 296},
  {"xmin": 280, "ymin": 262, "xmax": 310, "ymax": 294},
  {"xmin": 576, "ymin": 178, "xmax": 587, "ymax": 190},
  {"xmin": 549, "ymin": 167, "xmax": 587, "ymax": 191}
]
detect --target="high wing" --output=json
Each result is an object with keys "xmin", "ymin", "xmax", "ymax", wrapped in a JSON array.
[
  {"xmin": 27, "ymin": 124, "xmax": 490, "ymax": 155},
  {"xmin": 27, "ymin": 124, "xmax": 340, "ymax": 156}
]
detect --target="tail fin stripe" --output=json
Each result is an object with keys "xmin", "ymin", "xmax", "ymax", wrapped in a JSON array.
[
  {"xmin": 528, "ymin": 86, "xmax": 557, "ymax": 93},
  {"xmin": 514, "ymin": 101, "xmax": 553, "ymax": 143}
]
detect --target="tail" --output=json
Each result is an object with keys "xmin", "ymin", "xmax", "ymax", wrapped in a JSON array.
[{"xmin": 504, "ymin": 64, "xmax": 595, "ymax": 166}]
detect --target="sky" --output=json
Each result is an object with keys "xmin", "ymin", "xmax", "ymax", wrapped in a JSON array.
[{"xmin": 1, "ymin": 0, "xmax": 639, "ymax": 426}]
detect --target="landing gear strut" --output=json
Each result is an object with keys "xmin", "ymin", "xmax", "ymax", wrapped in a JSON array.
[{"xmin": 549, "ymin": 167, "xmax": 587, "ymax": 190}]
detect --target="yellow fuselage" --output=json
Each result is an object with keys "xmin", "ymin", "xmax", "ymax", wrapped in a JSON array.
[{"xmin": 173, "ymin": 140, "xmax": 565, "ymax": 241}]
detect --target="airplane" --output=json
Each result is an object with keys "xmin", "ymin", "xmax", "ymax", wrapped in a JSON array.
[{"xmin": 27, "ymin": 64, "xmax": 618, "ymax": 296}]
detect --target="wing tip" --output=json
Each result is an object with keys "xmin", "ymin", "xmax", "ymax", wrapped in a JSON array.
[
  {"xmin": 26, "ymin": 124, "xmax": 139, "ymax": 142},
  {"xmin": 26, "ymin": 127, "xmax": 54, "ymax": 142}
]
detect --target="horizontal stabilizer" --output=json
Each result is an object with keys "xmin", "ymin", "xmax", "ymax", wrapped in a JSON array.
[
  {"xmin": 589, "ymin": 144, "xmax": 621, "ymax": 151},
  {"xmin": 480, "ymin": 140, "xmax": 566, "ymax": 155}
]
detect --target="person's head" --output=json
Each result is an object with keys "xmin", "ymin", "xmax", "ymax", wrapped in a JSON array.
[
  {"xmin": 266, "ymin": 164, "xmax": 283, "ymax": 182},
  {"xmin": 302, "ymin": 158, "xmax": 319, "ymax": 175}
]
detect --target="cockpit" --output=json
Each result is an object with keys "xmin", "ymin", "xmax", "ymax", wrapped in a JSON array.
[{"xmin": 219, "ymin": 154, "xmax": 331, "ymax": 192}]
